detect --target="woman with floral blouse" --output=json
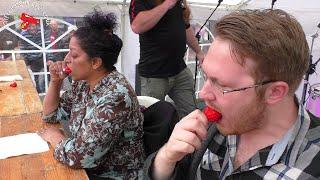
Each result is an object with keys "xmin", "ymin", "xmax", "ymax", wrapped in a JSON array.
[{"xmin": 40, "ymin": 10, "xmax": 144, "ymax": 179}]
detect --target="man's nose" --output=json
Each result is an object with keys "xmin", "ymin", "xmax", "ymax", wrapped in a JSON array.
[{"xmin": 199, "ymin": 80, "xmax": 216, "ymax": 100}]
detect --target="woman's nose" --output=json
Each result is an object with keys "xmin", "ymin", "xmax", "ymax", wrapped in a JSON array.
[{"xmin": 64, "ymin": 52, "xmax": 71, "ymax": 63}]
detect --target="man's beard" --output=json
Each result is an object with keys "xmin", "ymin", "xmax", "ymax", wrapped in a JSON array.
[{"xmin": 217, "ymin": 97, "xmax": 266, "ymax": 135}]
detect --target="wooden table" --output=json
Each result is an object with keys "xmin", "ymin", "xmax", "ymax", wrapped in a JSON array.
[
  {"xmin": 0, "ymin": 60, "xmax": 42, "ymax": 116},
  {"xmin": 0, "ymin": 60, "xmax": 88, "ymax": 179}
]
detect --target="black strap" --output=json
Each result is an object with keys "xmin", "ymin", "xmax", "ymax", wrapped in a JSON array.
[{"xmin": 188, "ymin": 123, "xmax": 217, "ymax": 180}]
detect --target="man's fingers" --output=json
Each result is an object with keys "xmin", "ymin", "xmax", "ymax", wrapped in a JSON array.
[
  {"xmin": 173, "ymin": 129, "xmax": 203, "ymax": 150},
  {"xmin": 162, "ymin": 109, "xmax": 210, "ymax": 163},
  {"xmin": 184, "ymin": 109, "xmax": 208, "ymax": 127},
  {"xmin": 178, "ymin": 110, "xmax": 208, "ymax": 140},
  {"xmin": 167, "ymin": 139, "xmax": 196, "ymax": 156}
]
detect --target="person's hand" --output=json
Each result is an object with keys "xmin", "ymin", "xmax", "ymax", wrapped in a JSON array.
[
  {"xmin": 49, "ymin": 61, "xmax": 68, "ymax": 83},
  {"xmin": 157, "ymin": 109, "xmax": 209, "ymax": 164},
  {"xmin": 152, "ymin": 110, "xmax": 209, "ymax": 179},
  {"xmin": 47, "ymin": 60, "xmax": 53, "ymax": 66},
  {"xmin": 163, "ymin": 0, "xmax": 179, "ymax": 9},
  {"xmin": 38, "ymin": 127, "xmax": 65, "ymax": 147},
  {"xmin": 197, "ymin": 51, "xmax": 205, "ymax": 66}
]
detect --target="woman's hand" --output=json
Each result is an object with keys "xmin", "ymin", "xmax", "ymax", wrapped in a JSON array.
[
  {"xmin": 49, "ymin": 61, "xmax": 68, "ymax": 83},
  {"xmin": 38, "ymin": 127, "xmax": 65, "ymax": 148}
]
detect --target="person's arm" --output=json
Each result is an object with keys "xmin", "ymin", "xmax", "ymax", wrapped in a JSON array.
[
  {"xmin": 43, "ymin": 80, "xmax": 63, "ymax": 115},
  {"xmin": 130, "ymin": 0, "xmax": 178, "ymax": 34},
  {"xmin": 53, "ymin": 91, "xmax": 133, "ymax": 168},
  {"xmin": 43, "ymin": 61, "xmax": 67, "ymax": 116},
  {"xmin": 186, "ymin": 27, "xmax": 205, "ymax": 65},
  {"xmin": 149, "ymin": 110, "xmax": 209, "ymax": 179},
  {"xmin": 152, "ymin": 145, "xmax": 177, "ymax": 179},
  {"xmin": 144, "ymin": 151, "xmax": 193, "ymax": 180}
]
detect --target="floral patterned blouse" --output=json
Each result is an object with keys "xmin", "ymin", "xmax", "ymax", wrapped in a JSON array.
[{"xmin": 43, "ymin": 70, "xmax": 145, "ymax": 179}]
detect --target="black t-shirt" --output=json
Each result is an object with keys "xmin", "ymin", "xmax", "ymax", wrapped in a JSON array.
[{"xmin": 130, "ymin": 0, "xmax": 188, "ymax": 78}]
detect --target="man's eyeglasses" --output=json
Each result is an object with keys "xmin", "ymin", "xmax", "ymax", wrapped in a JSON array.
[{"xmin": 201, "ymin": 70, "xmax": 274, "ymax": 95}]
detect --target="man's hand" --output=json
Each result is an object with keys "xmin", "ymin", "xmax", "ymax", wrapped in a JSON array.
[
  {"xmin": 130, "ymin": 0, "xmax": 178, "ymax": 34},
  {"xmin": 160, "ymin": 109, "xmax": 208, "ymax": 162},
  {"xmin": 197, "ymin": 51, "xmax": 205, "ymax": 66},
  {"xmin": 153, "ymin": 109, "xmax": 209, "ymax": 178},
  {"xmin": 38, "ymin": 127, "xmax": 65, "ymax": 148},
  {"xmin": 163, "ymin": 0, "xmax": 179, "ymax": 9}
]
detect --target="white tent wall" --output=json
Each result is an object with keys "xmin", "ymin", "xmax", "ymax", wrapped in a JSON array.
[
  {"xmin": 122, "ymin": 12, "xmax": 140, "ymax": 89},
  {"xmin": 0, "ymin": 0, "xmax": 125, "ymax": 17}
]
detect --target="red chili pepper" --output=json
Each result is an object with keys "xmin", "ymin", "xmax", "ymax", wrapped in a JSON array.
[
  {"xmin": 203, "ymin": 106, "xmax": 222, "ymax": 122},
  {"xmin": 63, "ymin": 67, "xmax": 72, "ymax": 75},
  {"xmin": 10, "ymin": 81, "xmax": 17, "ymax": 88}
]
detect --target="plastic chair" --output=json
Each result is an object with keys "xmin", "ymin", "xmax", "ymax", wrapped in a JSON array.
[{"xmin": 137, "ymin": 96, "xmax": 160, "ymax": 108}]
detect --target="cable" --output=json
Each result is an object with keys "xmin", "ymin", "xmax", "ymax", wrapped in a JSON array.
[
  {"xmin": 194, "ymin": 0, "xmax": 223, "ymax": 90},
  {"xmin": 271, "ymin": 0, "xmax": 277, "ymax": 9}
]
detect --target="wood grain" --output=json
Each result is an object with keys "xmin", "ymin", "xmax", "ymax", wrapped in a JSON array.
[
  {"xmin": 0, "ymin": 60, "xmax": 42, "ymax": 117},
  {"xmin": 0, "ymin": 114, "xmax": 88, "ymax": 180}
]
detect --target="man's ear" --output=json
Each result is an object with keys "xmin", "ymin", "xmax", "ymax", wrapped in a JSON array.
[
  {"xmin": 91, "ymin": 57, "xmax": 103, "ymax": 70},
  {"xmin": 264, "ymin": 81, "xmax": 289, "ymax": 105}
]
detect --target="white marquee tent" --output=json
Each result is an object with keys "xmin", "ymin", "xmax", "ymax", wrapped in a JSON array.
[{"xmin": 0, "ymin": 0, "xmax": 319, "ymax": 102}]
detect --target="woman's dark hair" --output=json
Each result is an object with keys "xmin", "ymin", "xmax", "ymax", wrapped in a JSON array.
[{"xmin": 73, "ymin": 10, "xmax": 123, "ymax": 71}]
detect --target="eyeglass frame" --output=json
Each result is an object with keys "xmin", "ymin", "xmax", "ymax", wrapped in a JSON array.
[{"xmin": 201, "ymin": 69, "xmax": 275, "ymax": 95}]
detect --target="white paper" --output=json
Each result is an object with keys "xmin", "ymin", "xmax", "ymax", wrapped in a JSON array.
[
  {"xmin": 0, "ymin": 133, "xmax": 49, "ymax": 159},
  {"xmin": 0, "ymin": 75, "xmax": 23, "ymax": 82}
]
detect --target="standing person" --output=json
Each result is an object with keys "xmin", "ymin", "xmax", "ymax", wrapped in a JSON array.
[
  {"xmin": 45, "ymin": 19, "xmax": 65, "ymax": 65},
  {"xmin": 129, "ymin": 0, "xmax": 204, "ymax": 118},
  {"xmin": 144, "ymin": 9, "xmax": 320, "ymax": 179},
  {"xmin": 44, "ymin": 19, "xmax": 71, "ymax": 90},
  {"xmin": 0, "ymin": 15, "xmax": 18, "ymax": 60},
  {"xmin": 20, "ymin": 24, "xmax": 44, "ymax": 93},
  {"xmin": 39, "ymin": 10, "xmax": 145, "ymax": 179}
]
